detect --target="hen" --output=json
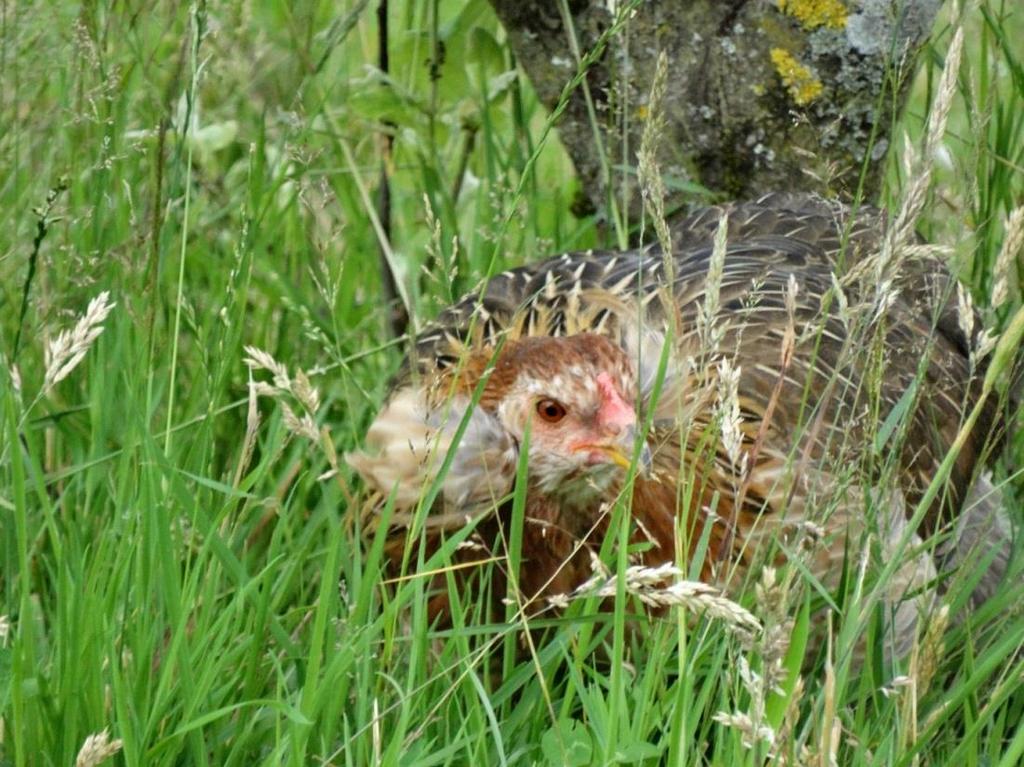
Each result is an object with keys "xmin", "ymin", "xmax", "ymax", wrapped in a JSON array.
[{"xmin": 348, "ymin": 194, "xmax": 1011, "ymax": 640}]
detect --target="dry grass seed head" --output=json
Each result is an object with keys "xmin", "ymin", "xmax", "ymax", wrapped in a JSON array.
[
  {"xmin": 754, "ymin": 565, "xmax": 795, "ymax": 693},
  {"xmin": 697, "ymin": 212, "xmax": 729, "ymax": 355},
  {"xmin": 555, "ymin": 562, "xmax": 761, "ymax": 640},
  {"xmin": 292, "ymin": 369, "xmax": 320, "ymax": 414},
  {"xmin": 281, "ymin": 402, "xmax": 320, "ymax": 442},
  {"xmin": 713, "ymin": 709, "xmax": 776, "ymax": 751},
  {"xmin": 772, "ymin": 673, "xmax": 805, "ymax": 763},
  {"xmin": 716, "ymin": 358, "xmax": 744, "ymax": 468},
  {"xmin": 75, "ymin": 729, "xmax": 123, "ymax": 767},
  {"xmin": 992, "ymin": 205, "xmax": 1024, "ymax": 311},
  {"xmin": 244, "ymin": 346, "xmax": 323, "ymax": 442},
  {"xmin": 243, "ymin": 345, "xmax": 290, "ymax": 391},
  {"xmin": 7, "ymin": 361, "xmax": 22, "ymax": 398},
  {"xmin": 43, "ymin": 291, "xmax": 116, "ymax": 393},
  {"xmin": 956, "ymin": 281, "xmax": 975, "ymax": 343},
  {"xmin": 888, "ymin": 25, "xmax": 963, "ymax": 257},
  {"xmin": 637, "ymin": 50, "xmax": 673, "ymax": 260},
  {"xmin": 828, "ymin": 272, "xmax": 851, "ymax": 329},
  {"xmin": 970, "ymin": 328, "xmax": 999, "ymax": 368},
  {"xmin": 232, "ymin": 374, "xmax": 264, "ymax": 488}
]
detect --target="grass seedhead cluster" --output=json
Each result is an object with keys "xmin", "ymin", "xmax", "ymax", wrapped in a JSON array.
[
  {"xmin": 244, "ymin": 345, "xmax": 323, "ymax": 443},
  {"xmin": 551, "ymin": 561, "xmax": 761, "ymax": 641},
  {"xmin": 74, "ymin": 730, "xmax": 123, "ymax": 767},
  {"xmin": 991, "ymin": 205, "xmax": 1024, "ymax": 314},
  {"xmin": 42, "ymin": 291, "xmax": 116, "ymax": 394}
]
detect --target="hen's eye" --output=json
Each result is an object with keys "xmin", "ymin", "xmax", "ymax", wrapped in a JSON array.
[{"xmin": 536, "ymin": 398, "xmax": 567, "ymax": 423}]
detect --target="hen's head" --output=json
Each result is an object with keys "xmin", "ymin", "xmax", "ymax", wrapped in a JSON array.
[
  {"xmin": 349, "ymin": 333, "xmax": 651, "ymax": 512},
  {"xmin": 479, "ymin": 334, "xmax": 649, "ymax": 496}
]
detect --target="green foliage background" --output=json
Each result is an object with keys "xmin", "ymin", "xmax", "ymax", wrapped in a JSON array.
[{"xmin": 1, "ymin": 1, "xmax": 1021, "ymax": 764}]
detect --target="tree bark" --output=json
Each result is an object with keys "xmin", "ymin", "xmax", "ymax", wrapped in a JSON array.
[{"xmin": 489, "ymin": 0, "xmax": 941, "ymax": 216}]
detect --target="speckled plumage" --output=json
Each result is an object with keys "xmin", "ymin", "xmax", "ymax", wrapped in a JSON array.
[{"xmin": 349, "ymin": 194, "xmax": 1008, "ymax": 638}]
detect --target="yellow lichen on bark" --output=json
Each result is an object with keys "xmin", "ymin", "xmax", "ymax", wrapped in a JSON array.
[
  {"xmin": 770, "ymin": 48, "xmax": 824, "ymax": 105},
  {"xmin": 777, "ymin": 0, "xmax": 848, "ymax": 30}
]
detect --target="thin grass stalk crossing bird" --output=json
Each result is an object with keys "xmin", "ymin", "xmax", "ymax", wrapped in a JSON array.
[{"xmin": 347, "ymin": 194, "xmax": 1013, "ymax": 649}]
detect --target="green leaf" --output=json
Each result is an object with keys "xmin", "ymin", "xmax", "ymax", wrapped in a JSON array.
[
  {"xmin": 541, "ymin": 720, "xmax": 593, "ymax": 767},
  {"xmin": 468, "ymin": 26, "xmax": 505, "ymax": 73},
  {"xmin": 873, "ymin": 379, "xmax": 918, "ymax": 454},
  {"xmin": 614, "ymin": 741, "xmax": 664, "ymax": 763}
]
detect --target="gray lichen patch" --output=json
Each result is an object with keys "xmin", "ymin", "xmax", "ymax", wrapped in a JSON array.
[
  {"xmin": 488, "ymin": 0, "xmax": 941, "ymax": 215},
  {"xmin": 847, "ymin": 0, "xmax": 941, "ymax": 55}
]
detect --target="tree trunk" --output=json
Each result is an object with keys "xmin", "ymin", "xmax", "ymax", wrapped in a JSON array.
[{"xmin": 489, "ymin": 0, "xmax": 941, "ymax": 217}]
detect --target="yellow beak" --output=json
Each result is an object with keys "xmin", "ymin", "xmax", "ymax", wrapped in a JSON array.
[
  {"xmin": 589, "ymin": 443, "xmax": 632, "ymax": 469},
  {"xmin": 579, "ymin": 437, "xmax": 653, "ymax": 475}
]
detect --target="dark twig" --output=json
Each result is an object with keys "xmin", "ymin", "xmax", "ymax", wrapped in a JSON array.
[
  {"xmin": 13, "ymin": 177, "xmax": 68, "ymax": 359},
  {"xmin": 145, "ymin": 22, "xmax": 189, "ymax": 356},
  {"xmin": 376, "ymin": 0, "xmax": 406, "ymax": 338}
]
